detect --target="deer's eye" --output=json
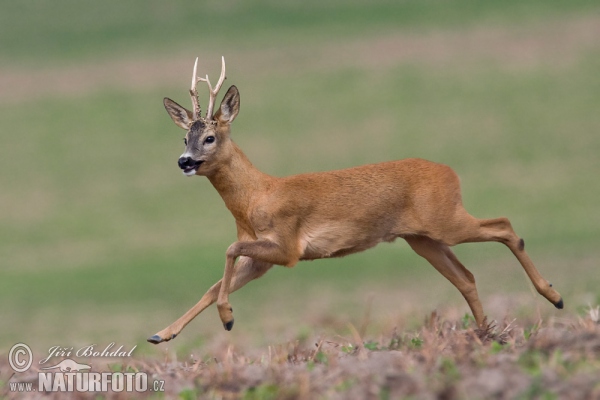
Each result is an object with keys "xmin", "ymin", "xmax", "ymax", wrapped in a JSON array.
[
  {"xmin": 183, "ymin": 138, "xmax": 188, "ymax": 145},
  {"xmin": 204, "ymin": 136, "xmax": 215, "ymax": 144}
]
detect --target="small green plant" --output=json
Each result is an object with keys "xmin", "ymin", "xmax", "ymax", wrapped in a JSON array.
[
  {"xmin": 517, "ymin": 377, "xmax": 558, "ymax": 400},
  {"xmin": 518, "ymin": 350, "xmax": 545, "ymax": 376},
  {"xmin": 243, "ymin": 384, "xmax": 279, "ymax": 400},
  {"xmin": 108, "ymin": 363, "xmax": 122, "ymax": 372},
  {"xmin": 524, "ymin": 322, "xmax": 541, "ymax": 341},
  {"xmin": 490, "ymin": 341, "xmax": 504, "ymax": 354},
  {"xmin": 388, "ymin": 335, "xmax": 402, "ymax": 350},
  {"xmin": 462, "ymin": 313, "xmax": 475, "ymax": 329},
  {"xmin": 179, "ymin": 388, "xmax": 201, "ymax": 400},
  {"xmin": 410, "ymin": 336, "xmax": 424, "ymax": 349},
  {"xmin": 364, "ymin": 341, "xmax": 380, "ymax": 351},
  {"xmin": 440, "ymin": 357, "xmax": 461, "ymax": 382},
  {"xmin": 314, "ymin": 351, "xmax": 328, "ymax": 365},
  {"xmin": 335, "ymin": 378, "xmax": 356, "ymax": 392},
  {"xmin": 107, "ymin": 363, "xmax": 138, "ymax": 373},
  {"xmin": 341, "ymin": 344, "xmax": 354, "ymax": 354}
]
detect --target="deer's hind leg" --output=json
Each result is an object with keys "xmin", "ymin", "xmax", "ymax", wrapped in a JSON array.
[
  {"xmin": 451, "ymin": 215, "xmax": 563, "ymax": 310},
  {"xmin": 405, "ymin": 235, "xmax": 486, "ymax": 327}
]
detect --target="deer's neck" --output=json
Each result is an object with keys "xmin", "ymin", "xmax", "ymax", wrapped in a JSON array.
[{"xmin": 207, "ymin": 141, "xmax": 270, "ymax": 221}]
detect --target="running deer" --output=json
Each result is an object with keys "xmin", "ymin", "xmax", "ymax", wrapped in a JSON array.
[{"xmin": 147, "ymin": 57, "xmax": 563, "ymax": 344}]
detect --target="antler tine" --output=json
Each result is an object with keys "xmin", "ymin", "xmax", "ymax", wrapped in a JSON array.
[
  {"xmin": 189, "ymin": 57, "xmax": 202, "ymax": 120},
  {"xmin": 200, "ymin": 56, "xmax": 226, "ymax": 120}
]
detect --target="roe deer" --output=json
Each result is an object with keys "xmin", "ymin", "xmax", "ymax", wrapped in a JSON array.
[{"xmin": 147, "ymin": 57, "xmax": 563, "ymax": 344}]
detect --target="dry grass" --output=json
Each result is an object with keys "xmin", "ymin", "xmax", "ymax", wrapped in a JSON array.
[{"xmin": 4, "ymin": 306, "xmax": 600, "ymax": 399}]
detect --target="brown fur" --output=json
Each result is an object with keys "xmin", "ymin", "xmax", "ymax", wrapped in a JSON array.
[{"xmin": 148, "ymin": 80, "xmax": 563, "ymax": 344}]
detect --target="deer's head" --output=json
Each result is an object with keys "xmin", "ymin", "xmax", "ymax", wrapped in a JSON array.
[{"xmin": 164, "ymin": 57, "xmax": 240, "ymax": 177}]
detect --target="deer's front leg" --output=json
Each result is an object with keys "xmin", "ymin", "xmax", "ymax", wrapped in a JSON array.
[
  {"xmin": 218, "ymin": 239, "xmax": 297, "ymax": 330},
  {"xmin": 148, "ymin": 257, "xmax": 273, "ymax": 344}
]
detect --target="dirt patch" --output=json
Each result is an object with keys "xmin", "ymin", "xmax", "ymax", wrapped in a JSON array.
[{"xmin": 1, "ymin": 14, "xmax": 598, "ymax": 105}]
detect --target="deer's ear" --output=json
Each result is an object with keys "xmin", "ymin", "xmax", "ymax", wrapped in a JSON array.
[
  {"xmin": 215, "ymin": 86, "xmax": 240, "ymax": 125},
  {"xmin": 163, "ymin": 98, "xmax": 193, "ymax": 130}
]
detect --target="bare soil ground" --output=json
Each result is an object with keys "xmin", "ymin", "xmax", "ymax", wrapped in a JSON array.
[{"xmin": 4, "ymin": 309, "xmax": 599, "ymax": 399}]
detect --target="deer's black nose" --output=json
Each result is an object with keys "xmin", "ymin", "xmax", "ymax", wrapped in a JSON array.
[{"xmin": 178, "ymin": 157, "xmax": 193, "ymax": 169}]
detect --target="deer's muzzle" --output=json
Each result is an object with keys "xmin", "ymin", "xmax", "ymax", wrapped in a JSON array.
[{"xmin": 178, "ymin": 157, "xmax": 203, "ymax": 176}]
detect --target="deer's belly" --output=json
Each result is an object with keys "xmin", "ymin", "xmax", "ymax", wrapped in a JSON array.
[{"xmin": 298, "ymin": 223, "xmax": 397, "ymax": 260}]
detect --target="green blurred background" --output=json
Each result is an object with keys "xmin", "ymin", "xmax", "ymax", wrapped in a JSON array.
[{"xmin": 1, "ymin": 0, "xmax": 599, "ymax": 356}]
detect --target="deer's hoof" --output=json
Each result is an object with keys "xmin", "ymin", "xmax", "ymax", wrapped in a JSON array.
[
  {"xmin": 224, "ymin": 320, "xmax": 234, "ymax": 331},
  {"xmin": 147, "ymin": 335, "xmax": 163, "ymax": 344},
  {"xmin": 554, "ymin": 298, "xmax": 564, "ymax": 309},
  {"xmin": 147, "ymin": 333, "xmax": 176, "ymax": 344}
]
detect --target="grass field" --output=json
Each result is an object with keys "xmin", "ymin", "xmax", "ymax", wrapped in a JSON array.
[{"xmin": 1, "ymin": 1, "xmax": 600, "ymax": 398}]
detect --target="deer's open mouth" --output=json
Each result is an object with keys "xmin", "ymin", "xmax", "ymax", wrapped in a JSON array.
[{"xmin": 182, "ymin": 160, "xmax": 203, "ymax": 176}]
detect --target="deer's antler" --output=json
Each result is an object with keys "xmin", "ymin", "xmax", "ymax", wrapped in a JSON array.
[
  {"xmin": 189, "ymin": 57, "xmax": 203, "ymax": 121},
  {"xmin": 198, "ymin": 56, "xmax": 226, "ymax": 120},
  {"xmin": 189, "ymin": 56, "xmax": 227, "ymax": 121}
]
